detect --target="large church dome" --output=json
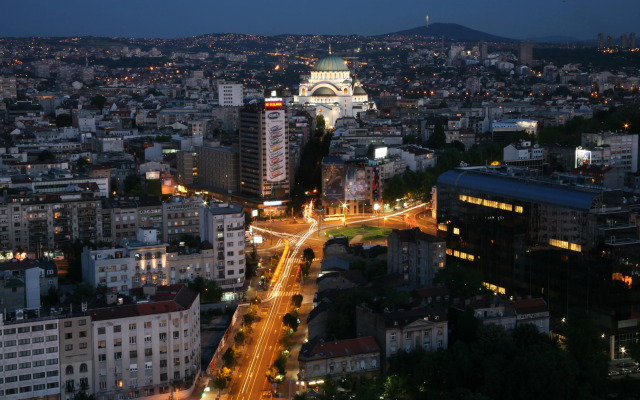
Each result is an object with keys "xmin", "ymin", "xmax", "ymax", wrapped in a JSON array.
[{"xmin": 314, "ymin": 55, "xmax": 349, "ymax": 72}]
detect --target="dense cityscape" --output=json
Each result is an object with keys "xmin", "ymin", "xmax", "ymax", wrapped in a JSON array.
[{"xmin": 1, "ymin": 17, "xmax": 640, "ymax": 400}]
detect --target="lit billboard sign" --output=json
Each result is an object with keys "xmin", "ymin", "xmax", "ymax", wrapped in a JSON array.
[
  {"xmin": 345, "ymin": 167, "xmax": 367, "ymax": 200},
  {"xmin": 265, "ymin": 110, "xmax": 286, "ymax": 183},
  {"xmin": 374, "ymin": 147, "xmax": 388, "ymax": 159},
  {"xmin": 575, "ymin": 148, "xmax": 591, "ymax": 168},
  {"xmin": 323, "ymin": 164, "xmax": 345, "ymax": 202}
]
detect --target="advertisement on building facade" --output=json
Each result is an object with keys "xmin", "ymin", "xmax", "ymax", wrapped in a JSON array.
[
  {"xmin": 575, "ymin": 149, "xmax": 591, "ymax": 168},
  {"xmin": 265, "ymin": 110, "xmax": 287, "ymax": 183},
  {"xmin": 345, "ymin": 167, "xmax": 367, "ymax": 200},
  {"xmin": 322, "ymin": 163, "xmax": 345, "ymax": 202}
]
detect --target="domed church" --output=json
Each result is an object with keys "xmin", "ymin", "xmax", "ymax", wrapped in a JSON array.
[{"xmin": 294, "ymin": 53, "xmax": 376, "ymax": 127}]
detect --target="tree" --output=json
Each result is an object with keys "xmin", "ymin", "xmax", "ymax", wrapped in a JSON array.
[
  {"xmin": 147, "ymin": 179, "xmax": 161, "ymax": 196},
  {"xmin": 71, "ymin": 392, "xmax": 95, "ymax": 400},
  {"xmin": 291, "ymin": 294, "xmax": 303, "ymax": 308},
  {"xmin": 202, "ymin": 280, "xmax": 223, "ymax": 303},
  {"xmin": 213, "ymin": 367, "xmax": 232, "ymax": 395},
  {"xmin": 67, "ymin": 282, "xmax": 95, "ymax": 304},
  {"xmin": 42, "ymin": 286, "xmax": 60, "ymax": 308},
  {"xmin": 222, "ymin": 347, "xmax": 237, "ymax": 367},
  {"xmin": 426, "ymin": 121, "xmax": 446, "ymax": 149},
  {"xmin": 75, "ymin": 157, "xmax": 90, "ymax": 168},
  {"xmin": 300, "ymin": 262, "xmax": 311, "ymax": 279},
  {"xmin": 433, "ymin": 262, "xmax": 487, "ymax": 300},
  {"xmin": 124, "ymin": 174, "xmax": 140, "ymax": 193},
  {"xmin": 38, "ymin": 149, "xmax": 56, "ymax": 162},
  {"xmin": 302, "ymin": 247, "xmax": 315, "ymax": 263},
  {"xmin": 282, "ymin": 313, "xmax": 299, "ymax": 332},
  {"xmin": 91, "ymin": 94, "xmax": 107, "ymax": 110},
  {"xmin": 55, "ymin": 113, "xmax": 72, "ymax": 127},
  {"xmin": 234, "ymin": 330, "xmax": 245, "ymax": 346},
  {"xmin": 315, "ymin": 115, "xmax": 326, "ymax": 136}
]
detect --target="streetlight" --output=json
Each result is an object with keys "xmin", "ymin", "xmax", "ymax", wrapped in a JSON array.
[{"xmin": 621, "ymin": 346, "xmax": 626, "ymax": 368}]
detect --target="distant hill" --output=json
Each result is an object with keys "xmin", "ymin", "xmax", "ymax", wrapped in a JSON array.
[{"xmin": 383, "ymin": 22, "xmax": 517, "ymax": 42}]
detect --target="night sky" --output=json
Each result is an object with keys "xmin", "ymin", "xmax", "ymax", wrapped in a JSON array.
[{"xmin": 2, "ymin": 0, "xmax": 638, "ymax": 40}]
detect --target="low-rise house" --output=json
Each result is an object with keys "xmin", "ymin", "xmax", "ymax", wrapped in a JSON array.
[
  {"xmin": 298, "ymin": 336, "xmax": 380, "ymax": 383},
  {"xmin": 356, "ymin": 304, "xmax": 448, "ymax": 371}
]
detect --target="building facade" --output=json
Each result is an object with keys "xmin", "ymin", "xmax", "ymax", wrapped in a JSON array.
[
  {"xmin": 89, "ymin": 285, "xmax": 201, "ymax": 400},
  {"xmin": 298, "ymin": 336, "xmax": 380, "ymax": 384},
  {"xmin": 387, "ymin": 228, "xmax": 446, "ymax": 287},
  {"xmin": 293, "ymin": 54, "xmax": 375, "ymax": 127},
  {"xmin": 239, "ymin": 102, "xmax": 290, "ymax": 200},
  {"xmin": 199, "ymin": 202, "xmax": 245, "ymax": 291},
  {"xmin": 435, "ymin": 166, "xmax": 640, "ymax": 360}
]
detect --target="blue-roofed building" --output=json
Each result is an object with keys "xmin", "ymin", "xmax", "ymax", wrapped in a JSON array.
[{"xmin": 435, "ymin": 166, "xmax": 640, "ymax": 361}]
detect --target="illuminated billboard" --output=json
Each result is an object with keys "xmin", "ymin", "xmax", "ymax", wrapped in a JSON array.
[
  {"xmin": 323, "ymin": 164, "xmax": 345, "ymax": 201},
  {"xmin": 374, "ymin": 147, "xmax": 388, "ymax": 159},
  {"xmin": 265, "ymin": 110, "xmax": 287, "ymax": 183},
  {"xmin": 345, "ymin": 167, "xmax": 367, "ymax": 200},
  {"xmin": 575, "ymin": 148, "xmax": 591, "ymax": 168}
]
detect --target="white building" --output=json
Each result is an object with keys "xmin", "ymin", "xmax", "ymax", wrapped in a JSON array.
[
  {"xmin": 293, "ymin": 54, "xmax": 376, "ymax": 128},
  {"xmin": 217, "ymin": 83, "xmax": 243, "ymax": 107},
  {"xmin": 579, "ymin": 132, "xmax": 639, "ymax": 172},
  {"xmin": 199, "ymin": 202, "xmax": 245, "ymax": 291},
  {"xmin": 89, "ymin": 285, "xmax": 201, "ymax": 400},
  {"xmin": 503, "ymin": 141, "xmax": 544, "ymax": 170},
  {"xmin": 388, "ymin": 145, "xmax": 437, "ymax": 172},
  {"xmin": 0, "ymin": 316, "xmax": 62, "ymax": 399},
  {"xmin": 82, "ymin": 228, "xmax": 168, "ymax": 293}
]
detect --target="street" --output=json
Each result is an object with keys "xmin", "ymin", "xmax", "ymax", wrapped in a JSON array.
[{"xmin": 223, "ymin": 203, "xmax": 434, "ymax": 399}]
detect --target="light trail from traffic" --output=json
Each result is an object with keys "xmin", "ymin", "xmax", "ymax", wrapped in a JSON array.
[{"xmin": 234, "ymin": 205, "xmax": 318, "ymax": 399}]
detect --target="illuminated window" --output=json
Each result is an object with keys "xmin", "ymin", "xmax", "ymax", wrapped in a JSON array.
[{"xmin": 453, "ymin": 227, "xmax": 460, "ymax": 235}]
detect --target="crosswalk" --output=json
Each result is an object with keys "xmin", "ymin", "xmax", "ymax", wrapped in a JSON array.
[
  {"xmin": 293, "ymin": 257, "xmax": 322, "ymax": 263},
  {"xmin": 277, "ymin": 291, "xmax": 301, "ymax": 298}
]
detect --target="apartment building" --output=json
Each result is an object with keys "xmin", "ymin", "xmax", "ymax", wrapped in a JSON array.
[
  {"xmin": 435, "ymin": 166, "xmax": 640, "ymax": 360},
  {"xmin": 387, "ymin": 228, "xmax": 446, "ymax": 287},
  {"xmin": 0, "ymin": 316, "xmax": 62, "ymax": 399},
  {"xmin": 82, "ymin": 229, "xmax": 168, "ymax": 293},
  {"xmin": 89, "ymin": 285, "xmax": 201, "ymax": 400},
  {"xmin": 356, "ymin": 305, "xmax": 448, "ymax": 371},
  {"xmin": 101, "ymin": 197, "xmax": 163, "ymax": 245},
  {"xmin": 199, "ymin": 202, "xmax": 245, "ymax": 290},
  {"xmin": 0, "ymin": 192, "xmax": 103, "ymax": 253},
  {"xmin": 217, "ymin": 82, "xmax": 243, "ymax": 107},
  {"xmin": 0, "ymin": 284, "xmax": 199, "ymax": 400},
  {"xmin": 298, "ymin": 336, "xmax": 380, "ymax": 383},
  {"xmin": 60, "ymin": 315, "xmax": 93, "ymax": 398},
  {"xmin": 161, "ymin": 197, "xmax": 201, "ymax": 243}
]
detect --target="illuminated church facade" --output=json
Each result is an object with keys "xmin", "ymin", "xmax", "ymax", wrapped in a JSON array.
[{"xmin": 293, "ymin": 54, "xmax": 376, "ymax": 127}]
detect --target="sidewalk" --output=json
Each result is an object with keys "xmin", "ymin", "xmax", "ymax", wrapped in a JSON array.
[{"xmin": 279, "ymin": 259, "xmax": 320, "ymax": 399}]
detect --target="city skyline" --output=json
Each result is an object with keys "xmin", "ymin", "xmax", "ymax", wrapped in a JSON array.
[{"xmin": 1, "ymin": 0, "xmax": 638, "ymax": 40}]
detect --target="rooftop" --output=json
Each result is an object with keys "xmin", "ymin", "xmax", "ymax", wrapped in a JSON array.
[
  {"xmin": 299, "ymin": 336, "xmax": 379, "ymax": 360},
  {"xmin": 438, "ymin": 168, "xmax": 603, "ymax": 212}
]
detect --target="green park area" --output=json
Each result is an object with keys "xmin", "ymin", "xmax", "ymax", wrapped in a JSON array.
[{"xmin": 325, "ymin": 225, "xmax": 392, "ymax": 242}]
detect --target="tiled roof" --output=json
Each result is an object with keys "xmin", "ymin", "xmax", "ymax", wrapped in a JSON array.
[
  {"xmin": 300, "ymin": 336, "xmax": 379, "ymax": 360},
  {"xmin": 512, "ymin": 298, "xmax": 547, "ymax": 314}
]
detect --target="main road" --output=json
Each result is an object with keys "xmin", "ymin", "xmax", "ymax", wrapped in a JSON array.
[{"xmin": 227, "ymin": 202, "xmax": 434, "ymax": 399}]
